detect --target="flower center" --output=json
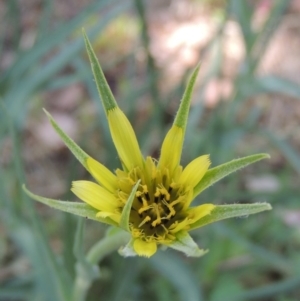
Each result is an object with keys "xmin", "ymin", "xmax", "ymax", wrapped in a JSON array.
[{"xmin": 116, "ymin": 157, "xmax": 189, "ymax": 241}]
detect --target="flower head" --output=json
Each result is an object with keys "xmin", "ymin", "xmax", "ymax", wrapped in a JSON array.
[{"xmin": 24, "ymin": 32, "xmax": 272, "ymax": 258}]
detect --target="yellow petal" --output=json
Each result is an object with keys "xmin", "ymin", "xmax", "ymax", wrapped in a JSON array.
[
  {"xmin": 133, "ymin": 239, "xmax": 157, "ymax": 258},
  {"xmin": 188, "ymin": 204, "xmax": 215, "ymax": 224},
  {"xmin": 180, "ymin": 155, "xmax": 210, "ymax": 189},
  {"xmin": 96, "ymin": 211, "xmax": 121, "ymax": 223},
  {"xmin": 158, "ymin": 126, "xmax": 183, "ymax": 174},
  {"xmin": 108, "ymin": 107, "xmax": 144, "ymax": 170},
  {"xmin": 71, "ymin": 180, "xmax": 119, "ymax": 212},
  {"xmin": 86, "ymin": 157, "xmax": 118, "ymax": 193},
  {"xmin": 169, "ymin": 218, "xmax": 190, "ymax": 233}
]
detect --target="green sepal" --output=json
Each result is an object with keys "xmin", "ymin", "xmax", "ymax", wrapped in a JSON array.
[
  {"xmin": 23, "ymin": 185, "xmax": 118, "ymax": 226},
  {"xmin": 119, "ymin": 180, "xmax": 141, "ymax": 232},
  {"xmin": 189, "ymin": 203, "xmax": 272, "ymax": 230},
  {"xmin": 168, "ymin": 231, "xmax": 208, "ymax": 257},
  {"xmin": 174, "ymin": 63, "xmax": 200, "ymax": 130},
  {"xmin": 43, "ymin": 109, "xmax": 89, "ymax": 169},
  {"xmin": 83, "ymin": 30, "xmax": 117, "ymax": 114},
  {"xmin": 118, "ymin": 239, "xmax": 137, "ymax": 257},
  {"xmin": 194, "ymin": 153, "xmax": 270, "ymax": 197}
]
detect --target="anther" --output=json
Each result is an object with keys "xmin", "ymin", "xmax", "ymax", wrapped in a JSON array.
[
  {"xmin": 162, "ymin": 200, "xmax": 176, "ymax": 219},
  {"xmin": 170, "ymin": 196, "xmax": 184, "ymax": 207},
  {"xmin": 151, "ymin": 204, "xmax": 162, "ymax": 227},
  {"xmin": 138, "ymin": 205, "xmax": 151, "ymax": 215},
  {"xmin": 138, "ymin": 216, "xmax": 151, "ymax": 228},
  {"xmin": 136, "ymin": 191, "xmax": 143, "ymax": 203}
]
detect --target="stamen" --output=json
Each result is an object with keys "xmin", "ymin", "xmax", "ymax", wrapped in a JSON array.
[
  {"xmin": 136, "ymin": 191, "xmax": 143, "ymax": 203},
  {"xmin": 151, "ymin": 204, "xmax": 162, "ymax": 227},
  {"xmin": 161, "ymin": 224, "xmax": 169, "ymax": 232},
  {"xmin": 159, "ymin": 187, "xmax": 170, "ymax": 201},
  {"xmin": 141, "ymin": 197, "xmax": 148, "ymax": 208},
  {"xmin": 142, "ymin": 185, "xmax": 148, "ymax": 194},
  {"xmin": 162, "ymin": 200, "xmax": 176, "ymax": 219},
  {"xmin": 154, "ymin": 189, "xmax": 160, "ymax": 203},
  {"xmin": 138, "ymin": 206, "xmax": 151, "ymax": 215},
  {"xmin": 169, "ymin": 196, "xmax": 184, "ymax": 207},
  {"xmin": 138, "ymin": 216, "xmax": 151, "ymax": 228},
  {"xmin": 138, "ymin": 199, "xmax": 152, "ymax": 215}
]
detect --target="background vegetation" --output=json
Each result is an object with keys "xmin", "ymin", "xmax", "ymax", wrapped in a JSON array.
[{"xmin": 1, "ymin": 0, "xmax": 300, "ymax": 300}]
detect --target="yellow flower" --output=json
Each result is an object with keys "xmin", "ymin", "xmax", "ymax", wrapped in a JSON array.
[
  {"xmin": 24, "ymin": 32, "xmax": 271, "ymax": 258},
  {"xmin": 72, "ymin": 126, "xmax": 213, "ymax": 257},
  {"xmin": 70, "ymin": 63, "xmax": 215, "ymax": 257}
]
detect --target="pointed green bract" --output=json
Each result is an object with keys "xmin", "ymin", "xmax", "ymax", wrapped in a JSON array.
[
  {"xmin": 168, "ymin": 231, "xmax": 208, "ymax": 257},
  {"xmin": 174, "ymin": 64, "xmax": 200, "ymax": 129},
  {"xmin": 193, "ymin": 153, "xmax": 270, "ymax": 197},
  {"xmin": 44, "ymin": 109, "xmax": 89, "ymax": 169},
  {"xmin": 83, "ymin": 30, "xmax": 117, "ymax": 114},
  {"xmin": 23, "ymin": 185, "xmax": 118, "ymax": 226},
  {"xmin": 189, "ymin": 203, "xmax": 272, "ymax": 230},
  {"xmin": 119, "ymin": 180, "xmax": 141, "ymax": 231}
]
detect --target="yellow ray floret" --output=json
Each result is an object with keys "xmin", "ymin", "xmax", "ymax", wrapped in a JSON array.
[
  {"xmin": 158, "ymin": 126, "xmax": 183, "ymax": 174},
  {"xmin": 107, "ymin": 107, "xmax": 144, "ymax": 170},
  {"xmin": 86, "ymin": 157, "xmax": 118, "ymax": 193},
  {"xmin": 179, "ymin": 155, "xmax": 210, "ymax": 190},
  {"xmin": 71, "ymin": 181, "xmax": 120, "ymax": 213},
  {"xmin": 133, "ymin": 238, "xmax": 157, "ymax": 258}
]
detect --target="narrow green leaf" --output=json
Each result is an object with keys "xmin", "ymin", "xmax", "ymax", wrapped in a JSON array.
[
  {"xmin": 258, "ymin": 75, "xmax": 300, "ymax": 98},
  {"xmin": 3, "ymin": 0, "xmax": 115, "ymax": 82},
  {"xmin": 190, "ymin": 203, "xmax": 272, "ymax": 230},
  {"xmin": 263, "ymin": 130, "xmax": 300, "ymax": 175},
  {"xmin": 194, "ymin": 153, "xmax": 270, "ymax": 197},
  {"xmin": 174, "ymin": 64, "xmax": 200, "ymax": 130},
  {"xmin": 251, "ymin": 0, "xmax": 290, "ymax": 71},
  {"xmin": 230, "ymin": 0, "xmax": 254, "ymax": 52},
  {"xmin": 22, "ymin": 185, "xmax": 117, "ymax": 226},
  {"xmin": 219, "ymin": 273, "xmax": 300, "ymax": 301},
  {"xmin": 168, "ymin": 231, "xmax": 208, "ymax": 257},
  {"xmin": 120, "ymin": 180, "xmax": 141, "ymax": 231},
  {"xmin": 83, "ymin": 30, "xmax": 117, "ymax": 114},
  {"xmin": 43, "ymin": 109, "xmax": 89, "ymax": 169}
]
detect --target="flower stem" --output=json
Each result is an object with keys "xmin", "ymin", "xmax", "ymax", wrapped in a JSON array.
[
  {"xmin": 73, "ymin": 231, "xmax": 130, "ymax": 301},
  {"xmin": 86, "ymin": 231, "xmax": 130, "ymax": 264}
]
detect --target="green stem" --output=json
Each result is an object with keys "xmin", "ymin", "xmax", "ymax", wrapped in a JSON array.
[
  {"xmin": 72, "ymin": 231, "xmax": 130, "ymax": 301},
  {"xmin": 86, "ymin": 231, "xmax": 130, "ymax": 264}
]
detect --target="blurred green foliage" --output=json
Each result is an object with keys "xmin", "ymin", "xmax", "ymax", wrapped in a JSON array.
[{"xmin": 1, "ymin": 0, "xmax": 300, "ymax": 300}]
